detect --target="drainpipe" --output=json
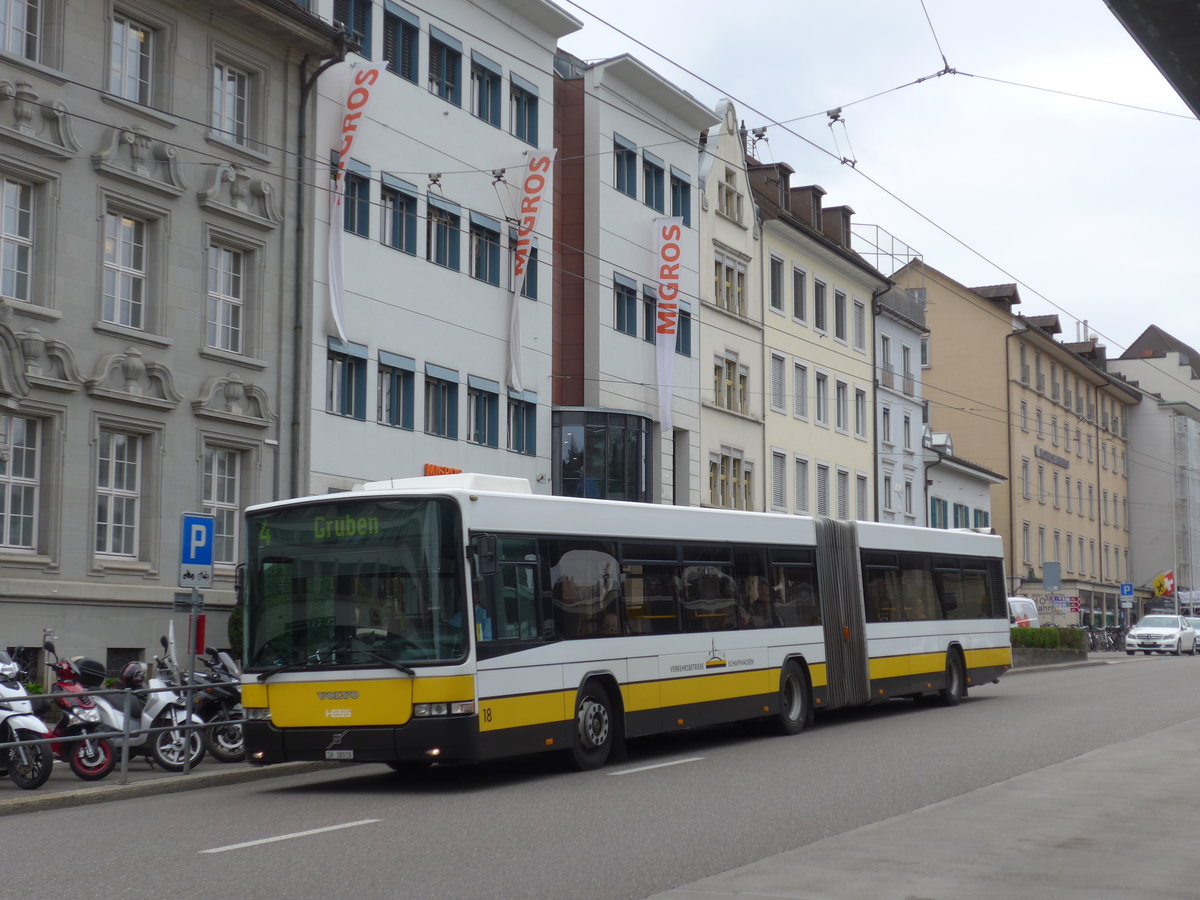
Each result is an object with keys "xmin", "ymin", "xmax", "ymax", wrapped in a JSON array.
[
  {"xmin": 290, "ymin": 42, "xmax": 346, "ymax": 499},
  {"xmin": 1004, "ymin": 329, "xmax": 1019, "ymax": 598}
]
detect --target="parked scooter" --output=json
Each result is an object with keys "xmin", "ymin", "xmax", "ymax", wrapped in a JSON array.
[
  {"xmin": 0, "ymin": 649, "xmax": 52, "ymax": 789},
  {"xmin": 79, "ymin": 646, "xmax": 205, "ymax": 772},
  {"xmin": 43, "ymin": 641, "xmax": 116, "ymax": 781}
]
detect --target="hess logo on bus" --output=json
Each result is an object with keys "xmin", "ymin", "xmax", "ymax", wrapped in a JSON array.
[{"xmin": 317, "ymin": 691, "xmax": 359, "ymax": 701}]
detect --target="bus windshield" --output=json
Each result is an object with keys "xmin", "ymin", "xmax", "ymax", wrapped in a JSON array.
[{"xmin": 244, "ymin": 497, "xmax": 466, "ymax": 671}]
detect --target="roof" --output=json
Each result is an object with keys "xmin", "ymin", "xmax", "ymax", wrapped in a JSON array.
[
  {"xmin": 1119, "ymin": 324, "xmax": 1200, "ymax": 379},
  {"xmin": 968, "ymin": 283, "xmax": 1022, "ymax": 306},
  {"xmin": 1104, "ymin": 0, "xmax": 1200, "ymax": 118}
]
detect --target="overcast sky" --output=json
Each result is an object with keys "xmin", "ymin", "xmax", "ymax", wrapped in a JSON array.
[{"xmin": 557, "ymin": 0, "xmax": 1199, "ymax": 357}]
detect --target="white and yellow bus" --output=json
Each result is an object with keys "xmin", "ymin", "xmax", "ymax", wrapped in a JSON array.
[{"xmin": 241, "ymin": 474, "xmax": 1011, "ymax": 770}]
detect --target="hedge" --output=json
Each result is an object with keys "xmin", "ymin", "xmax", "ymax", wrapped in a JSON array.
[{"xmin": 1010, "ymin": 626, "xmax": 1085, "ymax": 650}]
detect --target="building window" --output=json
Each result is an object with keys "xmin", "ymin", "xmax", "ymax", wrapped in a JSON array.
[
  {"xmin": 510, "ymin": 80, "xmax": 537, "ymax": 145},
  {"xmin": 206, "ymin": 243, "xmax": 244, "ymax": 354},
  {"xmin": 853, "ymin": 300, "xmax": 865, "ymax": 351},
  {"xmin": 507, "ymin": 394, "xmax": 536, "ymax": 455},
  {"xmin": 555, "ymin": 410, "xmax": 652, "ymax": 502},
  {"xmin": 471, "ymin": 55, "xmax": 501, "ymax": 127},
  {"xmin": 383, "ymin": 5, "xmax": 418, "ymax": 82},
  {"xmin": 381, "ymin": 179, "xmax": 417, "ymax": 254},
  {"xmin": 882, "ymin": 475, "xmax": 893, "ymax": 512},
  {"xmin": 902, "ymin": 413, "xmax": 912, "ymax": 450},
  {"xmin": 816, "ymin": 464, "xmax": 830, "ymax": 516},
  {"xmin": 953, "ymin": 502, "xmax": 969, "ymax": 528},
  {"xmin": 717, "ymin": 167, "xmax": 743, "ymax": 223},
  {"xmin": 467, "ymin": 379, "xmax": 499, "ymax": 447},
  {"xmin": 202, "ymin": 446, "xmax": 240, "ymax": 565},
  {"xmin": 326, "ymin": 341, "xmax": 366, "ymax": 419},
  {"xmin": 343, "ymin": 166, "xmax": 370, "ymax": 237},
  {"xmin": 510, "ymin": 231, "xmax": 538, "ymax": 299},
  {"xmin": 0, "ymin": 413, "xmax": 37, "ymax": 549},
  {"xmin": 771, "ymin": 451, "xmax": 786, "ymax": 510},
  {"xmin": 794, "ymin": 457, "xmax": 809, "ymax": 513},
  {"xmin": 670, "ymin": 171, "xmax": 690, "ymax": 226},
  {"xmin": 881, "ymin": 406, "xmax": 891, "ymax": 444},
  {"xmin": 1053, "ymin": 471, "xmax": 1060, "ymax": 508},
  {"xmin": 615, "ymin": 275, "xmax": 637, "ymax": 337},
  {"xmin": 614, "ymin": 135, "xmax": 636, "ymax": 198},
  {"xmin": 1021, "ymin": 458, "xmax": 1031, "ymax": 499},
  {"xmin": 930, "ymin": 497, "xmax": 948, "ymax": 529},
  {"xmin": 904, "ymin": 480, "xmax": 913, "ymax": 515},
  {"xmin": 769, "ymin": 256, "xmax": 784, "ymax": 311},
  {"xmin": 835, "ymin": 381, "xmax": 848, "ymax": 432},
  {"xmin": 470, "ymin": 217, "xmax": 500, "ymax": 285},
  {"xmin": 793, "ymin": 363, "xmax": 808, "ymax": 419},
  {"xmin": 109, "ymin": 13, "xmax": 153, "ymax": 105},
  {"xmin": 710, "ymin": 450, "xmax": 751, "ymax": 510},
  {"xmin": 713, "ymin": 250, "xmax": 747, "ymax": 316},
  {"xmin": 334, "ymin": 0, "xmax": 372, "ymax": 55},
  {"xmin": 714, "ymin": 353, "xmax": 748, "ymax": 414},
  {"xmin": 1037, "ymin": 465, "xmax": 1045, "ymax": 504},
  {"xmin": 429, "ymin": 30, "xmax": 462, "ymax": 105},
  {"xmin": 0, "ymin": 176, "xmax": 31, "ymax": 302},
  {"xmin": 857, "ymin": 474, "xmax": 868, "ymax": 520},
  {"xmin": 815, "ymin": 373, "xmax": 828, "ymax": 425},
  {"xmin": 854, "ymin": 389, "xmax": 867, "ymax": 438},
  {"xmin": 973, "ymin": 508, "xmax": 990, "ymax": 528},
  {"xmin": 834, "ymin": 290, "xmax": 847, "ymax": 341},
  {"xmin": 643, "ymin": 153, "xmax": 665, "ymax": 212},
  {"xmin": 212, "ymin": 61, "xmax": 250, "ymax": 146},
  {"xmin": 920, "ymin": 336, "xmax": 930, "ymax": 368},
  {"xmin": 770, "ymin": 353, "xmax": 785, "ymax": 412},
  {"xmin": 813, "ymin": 280, "xmax": 827, "ymax": 332},
  {"xmin": 0, "ymin": 0, "xmax": 41, "ymax": 62},
  {"xmin": 427, "ymin": 202, "xmax": 460, "ymax": 270},
  {"xmin": 642, "ymin": 286, "xmax": 657, "ymax": 345},
  {"xmin": 95, "ymin": 429, "xmax": 139, "ymax": 557},
  {"xmin": 424, "ymin": 365, "xmax": 459, "ymax": 438},
  {"xmin": 102, "ymin": 212, "xmax": 146, "ymax": 329},
  {"xmin": 378, "ymin": 352, "xmax": 414, "ymax": 429},
  {"xmin": 792, "ymin": 268, "xmax": 806, "ymax": 321},
  {"xmin": 675, "ymin": 308, "xmax": 691, "ymax": 357}
]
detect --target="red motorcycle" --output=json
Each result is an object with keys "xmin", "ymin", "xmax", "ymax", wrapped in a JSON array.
[{"xmin": 43, "ymin": 641, "xmax": 117, "ymax": 781}]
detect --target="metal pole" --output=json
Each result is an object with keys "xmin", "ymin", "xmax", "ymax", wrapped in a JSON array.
[
  {"xmin": 184, "ymin": 591, "xmax": 198, "ymax": 776},
  {"xmin": 119, "ymin": 688, "xmax": 132, "ymax": 785}
]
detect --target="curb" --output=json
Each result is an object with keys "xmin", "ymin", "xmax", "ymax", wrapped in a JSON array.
[{"xmin": 0, "ymin": 761, "xmax": 339, "ymax": 817}]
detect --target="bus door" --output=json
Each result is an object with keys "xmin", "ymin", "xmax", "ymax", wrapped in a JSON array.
[{"xmin": 814, "ymin": 518, "xmax": 870, "ymax": 708}]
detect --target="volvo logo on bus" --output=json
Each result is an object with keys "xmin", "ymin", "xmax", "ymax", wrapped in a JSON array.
[{"xmin": 317, "ymin": 691, "xmax": 360, "ymax": 701}]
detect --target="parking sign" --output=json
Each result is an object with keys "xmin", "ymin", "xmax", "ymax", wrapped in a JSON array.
[{"xmin": 179, "ymin": 513, "xmax": 215, "ymax": 588}]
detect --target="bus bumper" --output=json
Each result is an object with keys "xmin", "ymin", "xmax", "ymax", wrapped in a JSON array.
[{"xmin": 244, "ymin": 716, "xmax": 481, "ymax": 765}]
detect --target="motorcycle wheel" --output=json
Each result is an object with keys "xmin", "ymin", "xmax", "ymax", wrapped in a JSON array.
[
  {"xmin": 68, "ymin": 737, "xmax": 117, "ymax": 781},
  {"xmin": 150, "ymin": 718, "xmax": 205, "ymax": 772},
  {"xmin": 9, "ymin": 730, "xmax": 53, "ymax": 789},
  {"xmin": 205, "ymin": 714, "xmax": 245, "ymax": 763}
]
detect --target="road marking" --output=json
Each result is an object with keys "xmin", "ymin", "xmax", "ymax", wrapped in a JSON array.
[
  {"xmin": 199, "ymin": 819, "xmax": 382, "ymax": 854},
  {"xmin": 610, "ymin": 757, "xmax": 703, "ymax": 776}
]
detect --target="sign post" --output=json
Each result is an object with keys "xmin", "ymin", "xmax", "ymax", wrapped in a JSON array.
[{"xmin": 178, "ymin": 514, "xmax": 213, "ymax": 776}]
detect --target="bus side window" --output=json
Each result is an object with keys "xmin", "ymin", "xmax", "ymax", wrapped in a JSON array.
[
  {"xmin": 549, "ymin": 541, "xmax": 622, "ymax": 638},
  {"xmin": 473, "ymin": 537, "xmax": 540, "ymax": 642}
]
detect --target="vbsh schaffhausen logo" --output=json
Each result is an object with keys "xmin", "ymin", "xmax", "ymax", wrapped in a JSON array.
[{"xmin": 317, "ymin": 690, "xmax": 360, "ymax": 700}]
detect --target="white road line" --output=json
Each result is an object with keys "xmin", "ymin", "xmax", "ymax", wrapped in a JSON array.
[
  {"xmin": 199, "ymin": 819, "xmax": 382, "ymax": 854},
  {"xmin": 609, "ymin": 757, "xmax": 703, "ymax": 775}
]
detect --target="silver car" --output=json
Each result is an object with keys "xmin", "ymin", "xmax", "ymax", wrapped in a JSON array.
[{"xmin": 1125, "ymin": 615, "xmax": 1197, "ymax": 656}]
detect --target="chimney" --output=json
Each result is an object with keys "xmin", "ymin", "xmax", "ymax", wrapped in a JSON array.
[
  {"xmin": 790, "ymin": 184, "xmax": 826, "ymax": 230},
  {"xmin": 822, "ymin": 205, "xmax": 855, "ymax": 249}
]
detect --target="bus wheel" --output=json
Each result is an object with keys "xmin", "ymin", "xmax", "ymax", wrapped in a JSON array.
[
  {"xmin": 571, "ymin": 682, "xmax": 614, "ymax": 770},
  {"xmin": 774, "ymin": 663, "xmax": 810, "ymax": 735},
  {"xmin": 939, "ymin": 651, "xmax": 966, "ymax": 706}
]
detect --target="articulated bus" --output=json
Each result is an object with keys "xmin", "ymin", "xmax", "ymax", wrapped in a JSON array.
[{"xmin": 241, "ymin": 474, "xmax": 1011, "ymax": 770}]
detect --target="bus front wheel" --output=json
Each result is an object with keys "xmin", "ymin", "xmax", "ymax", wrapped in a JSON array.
[
  {"xmin": 939, "ymin": 651, "xmax": 967, "ymax": 706},
  {"xmin": 774, "ymin": 663, "xmax": 810, "ymax": 735},
  {"xmin": 570, "ymin": 682, "xmax": 614, "ymax": 770}
]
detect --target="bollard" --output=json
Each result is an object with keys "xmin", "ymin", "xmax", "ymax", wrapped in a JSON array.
[{"xmin": 119, "ymin": 688, "xmax": 133, "ymax": 785}]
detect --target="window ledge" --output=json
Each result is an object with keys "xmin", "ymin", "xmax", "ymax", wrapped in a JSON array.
[
  {"xmin": 198, "ymin": 347, "xmax": 267, "ymax": 371},
  {"xmin": 0, "ymin": 551, "xmax": 55, "ymax": 570},
  {"xmin": 100, "ymin": 93, "xmax": 178, "ymax": 128},
  {"xmin": 93, "ymin": 321, "xmax": 173, "ymax": 349},
  {"xmin": 91, "ymin": 557, "xmax": 155, "ymax": 576},
  {"xmin": 0, "ymin": 50, "xmax": 67, "ymax": 84},
  {"xmin": 205, "ymin": 132, "xmax": 272, "ymax": 165},
  {"xmin": 6, "ymin": 299, "xmax": 62, "ymax": 322}
]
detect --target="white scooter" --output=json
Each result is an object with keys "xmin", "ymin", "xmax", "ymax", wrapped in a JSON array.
[
  {"xmin": 0, "ymin": 649, "xmax": 52, "ymax": 789},
  {"xmin": 89, "ymin": 642, "xmax": 205, "ymax": 772}
]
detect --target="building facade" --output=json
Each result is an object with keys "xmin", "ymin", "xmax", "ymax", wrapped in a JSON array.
[
  {"xmin": 0, "ymin": 0, "xmax": 339, "ymax": 664},
  {"xmin": 749, "ymin": 165, "xmax": 885, "ymax": 521},
  {"xmin": 552, "ymin": 52, "xmax": 717, "ymax": 505},
  {"xmin": 873, "ymin": 286, "xmax": 928, "ymax": 525}
]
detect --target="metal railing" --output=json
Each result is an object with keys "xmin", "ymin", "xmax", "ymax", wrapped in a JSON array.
[{"xmin": 1, "ymin": 678, "xmax": 242, "ymax": 785}]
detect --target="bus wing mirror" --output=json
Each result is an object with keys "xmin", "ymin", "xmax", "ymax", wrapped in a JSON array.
[{"xmin": 475, "ymin": 535, "xmax": 498, "ymax": 577}]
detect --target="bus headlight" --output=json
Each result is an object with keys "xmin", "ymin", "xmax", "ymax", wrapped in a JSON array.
[
  {"xmin": 245, "ymin": 707, "xmax": 271, "ymax": 721},
  {"xmin": 414, "ymin": 701, "xmax": 475, "ymax": 717}
]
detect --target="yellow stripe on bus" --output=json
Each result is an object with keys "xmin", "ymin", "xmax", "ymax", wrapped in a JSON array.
[
  {"xmin": 249, "ymin": 675, "xmax": 475, "ymax": 728},
  {"xmin": 965, "ymin": 646, "xmax": 1013, "ymax": 668},
  {"xmin": 479, "ymin": 690, "xmax": 573, "ymax": 732}
]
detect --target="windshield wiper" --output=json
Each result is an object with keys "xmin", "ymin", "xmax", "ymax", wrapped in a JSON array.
[
  {"xmin": 352, "ymin": 649, "xmax": 415, "ymax": 676},
  {"xmin": 255, "ymin": 662, "xmax": 308, "ymax": 682}
]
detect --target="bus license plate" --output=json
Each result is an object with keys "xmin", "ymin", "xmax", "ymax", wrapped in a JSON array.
[{"xmin": 325, "ymin": 749, "xmax": 354, "ymax": 760}]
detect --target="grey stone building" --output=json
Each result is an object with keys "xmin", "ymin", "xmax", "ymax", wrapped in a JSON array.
[{"xmin": 0, "ymin": 0, "xmax": 339, "ymax": 669}]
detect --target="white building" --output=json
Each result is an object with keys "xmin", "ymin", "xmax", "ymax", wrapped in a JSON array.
[
  {"xmin": 923, "ymin": 433, "xmax": 1005, "ymax": 532},
  {"xmin": 873, "ymin": 286, "xmax": 928, "ymax": 525},
  {"xmin": 551, "ymin": 53, "xmax": 717, "ymax": 504},
  {"xmin": 697, "ymin": 101, "xmax": 764, "ymax": 510},
  {"xmin": 306, "ymin": 0, "xmax": 582, "ymax": 494}
]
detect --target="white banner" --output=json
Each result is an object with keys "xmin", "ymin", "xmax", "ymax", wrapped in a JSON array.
[
  {"xmin": 508, "ymin": 150, "xmax": 556, "ymax": 392},
  {"xmin": 654, "ymin": 218, "xmax": 684, "ymax": 434},
  {"xmin": 327, "ymin": 64, "xmax": 382, "ymax": 342}
]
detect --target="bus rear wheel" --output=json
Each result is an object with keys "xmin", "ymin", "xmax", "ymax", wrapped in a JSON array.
[
  {"xmin": 570, "ymin": 681, "xmax": 615, "ymax": 770},
  {"xmin": 774, "ymin": 663, "xmax": 810, "ymax": 735},
  {"xmin": 939, "ymin": 651, "xmax": 967, "ymax": 706}
]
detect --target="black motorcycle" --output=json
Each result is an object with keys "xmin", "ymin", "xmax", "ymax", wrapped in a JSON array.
[{"xmin": 187, "ymin": 647, "xmax": 245, "ymax": 763}]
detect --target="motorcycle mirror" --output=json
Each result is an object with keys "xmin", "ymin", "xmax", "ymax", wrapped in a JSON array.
[
  {"xmin": 160, "ymin": 635, "xmax": 169, "ymax": 650},
  {"xmin": 42, "ymin": 640, "xmax": 55, "ymax": 654},
  {"xmin": 205, "ymin": 646, "xmax": 218, "ymax": 657}
]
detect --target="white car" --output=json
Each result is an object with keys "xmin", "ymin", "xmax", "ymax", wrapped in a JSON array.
[{"xmin": 1125, "ymin": 615, "xmax": 1197, "ymax": 656}]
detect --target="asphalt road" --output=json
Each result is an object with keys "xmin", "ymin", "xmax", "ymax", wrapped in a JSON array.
[{"xmin": 4, "ymin": 655, "xmax": 1199, "ymax": 899}]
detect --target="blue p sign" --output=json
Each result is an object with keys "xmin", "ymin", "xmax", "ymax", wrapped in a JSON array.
[{"xmin": 179, "ymin": 514, "xmax": 215, "ymax": 588}]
